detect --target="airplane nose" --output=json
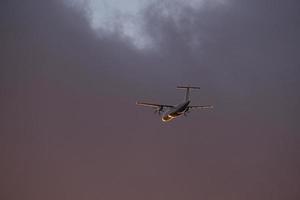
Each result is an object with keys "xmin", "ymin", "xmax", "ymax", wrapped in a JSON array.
[{"xmin": 162, "ymin": 115, "xmax": 172, "ymax": 122}]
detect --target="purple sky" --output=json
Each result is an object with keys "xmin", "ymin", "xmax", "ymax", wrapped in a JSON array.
[{"xmin": 1, "ymin": 0, "xmax": 300, "ymax": 199}]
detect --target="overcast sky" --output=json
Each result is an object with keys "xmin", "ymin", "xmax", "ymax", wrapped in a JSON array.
[{"xmin": 1, "ymin": 0, "xmax": 300, "ymax": 200}]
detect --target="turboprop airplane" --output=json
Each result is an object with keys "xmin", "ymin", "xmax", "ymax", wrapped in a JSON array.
[{"xmin": 136, "ymin": 86, "xmax": 213, "ymax": 122}]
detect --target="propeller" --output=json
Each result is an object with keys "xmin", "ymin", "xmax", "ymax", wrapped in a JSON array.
[
  {"xmin": 184, "ymin": 107, "xmax": 190, "ymax": 116},
  {"xmin": 154, "ymin": 106, "xmax": 163, "ymax": 115}
]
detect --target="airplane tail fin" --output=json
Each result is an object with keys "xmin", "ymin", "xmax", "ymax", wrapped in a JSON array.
[{"xmin": 177, "ymin": 86, "xmax": 200, "ymax": 101}]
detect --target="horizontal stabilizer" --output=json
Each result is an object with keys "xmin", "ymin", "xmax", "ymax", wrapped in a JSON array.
[
  {"xmin": 177, "ymin": 86, "xmax": 200, "ymax": 89},
  {"xmin": 177, "ymin": 86, "xmax": 200, "ymax": 101}
]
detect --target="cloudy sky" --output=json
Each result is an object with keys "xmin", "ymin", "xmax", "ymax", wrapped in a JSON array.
[{"xmin": 1, "ymin": 0, "xmax": 300, "ymax": 200}]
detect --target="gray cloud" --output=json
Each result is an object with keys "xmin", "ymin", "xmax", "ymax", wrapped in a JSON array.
[{"xmin": 1, "ymin": 0, "xmax": 299, "ymax": 200}]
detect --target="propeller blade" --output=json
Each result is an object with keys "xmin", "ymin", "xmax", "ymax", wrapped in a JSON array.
[{"xmin": 154, "ymin": 107, "xmax": 162, "ymax": 115}]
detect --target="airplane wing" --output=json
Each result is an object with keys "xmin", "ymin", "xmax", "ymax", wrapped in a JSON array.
[
  {"xmin": 136, "ymin": 102, "xmax": 174, "ymax": 108},
  {"xmin": 188, "ymin": 105, "xmax": 214, "ymax": 109}
]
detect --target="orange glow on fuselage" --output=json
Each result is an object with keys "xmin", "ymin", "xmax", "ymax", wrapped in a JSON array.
[
  {"xmin": 162, "ymin": 115, "xmax": 174, "ymax": 122},
  {"xmin": 162, "ymin": 114, "xmax": 181, "ymax": 122}
]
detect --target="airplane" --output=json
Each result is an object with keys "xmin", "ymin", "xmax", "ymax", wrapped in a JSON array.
[{"xmin": 136, "ymin": 86, "xmax": 213, "ymax": 122}]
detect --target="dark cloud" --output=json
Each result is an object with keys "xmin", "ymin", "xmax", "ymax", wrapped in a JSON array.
[{"xmin": 1, "ymin": 0, "xmax": 299, "ymax": 200}]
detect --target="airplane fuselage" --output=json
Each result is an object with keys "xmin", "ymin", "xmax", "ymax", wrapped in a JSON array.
[
  {"xmin": 162, "ymin": 100, "xmax": 190, "ymax": 122},
  {"xmin": 137, "ymin": 86, "xmax": 212, "ymax": 122}
]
